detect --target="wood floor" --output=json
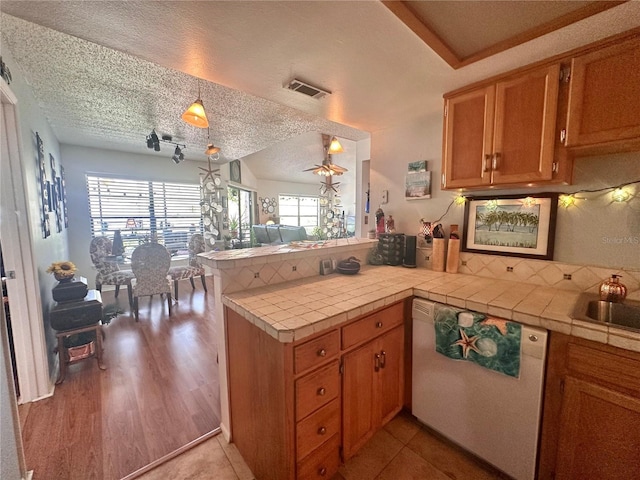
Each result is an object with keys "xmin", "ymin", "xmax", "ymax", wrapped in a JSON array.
[{"xmin": 19, "ymin": 279, "xmax": 220, "ymax": 480}]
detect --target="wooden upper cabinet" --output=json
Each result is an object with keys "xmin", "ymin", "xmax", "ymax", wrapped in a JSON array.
[
  {"xmin": 442, "ymin": 86, "xmax": 494, "ymax": 189},
  {"xmin": 442, "ymin": 64, "xmax": 561, "ymax": 189},
  {"xmin": 565, "ymin": 36, "xmax": 640, "ymax": 151},
  {"xmin": 492, "ymin": 64, "xmax": 560, "ymax": 185}
]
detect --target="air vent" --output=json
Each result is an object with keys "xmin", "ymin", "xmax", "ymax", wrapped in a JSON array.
[{"xmin": 286, "ymin": 78, "xmax": 331, "ymax": 99}]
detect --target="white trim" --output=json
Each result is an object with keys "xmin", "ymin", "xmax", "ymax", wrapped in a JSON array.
[{"xmin": 1, "ymin": 78, "xmax": 52, "ymax": 403}]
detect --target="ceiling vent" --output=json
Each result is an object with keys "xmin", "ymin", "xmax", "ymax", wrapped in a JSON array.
[{"xmin": 286, "ymin": 78, "xmax": 331, "ymax": 99}]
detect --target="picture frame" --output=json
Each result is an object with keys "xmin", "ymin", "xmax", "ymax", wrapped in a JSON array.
[
  {"xmin": 405, "ymin": 170, "xmax": 431, "ymax": 200},
  {"xmin": 230, "ymin": 159, "xmax": 241, "ymax": 183},
  {"xmin": 462, "ymin": 193, "xmax": 558, "ymax": 260}
]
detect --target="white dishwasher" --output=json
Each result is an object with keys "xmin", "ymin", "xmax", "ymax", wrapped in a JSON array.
[{"xmin": 412, "ymin": 298, "xmax": 547, "ymax": 480}]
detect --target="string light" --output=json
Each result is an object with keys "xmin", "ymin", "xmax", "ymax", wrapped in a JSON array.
[
  {"xmin": 559, "ymin": 194, "xmax": 576, "ymax": 208},
  {"xmin": 611, "ymin": 187, "xmax": 630, "ymax": 202},
  {"xmin": 454, "ymin": 194, "xmax": 466, "ymax": 206}
]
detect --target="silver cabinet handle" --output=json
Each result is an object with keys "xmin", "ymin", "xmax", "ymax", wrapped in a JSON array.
[
  {"xmin": 318, "ymin": 467, "xmax": 327, "ymax": 476},
  {"xmin": 492, "ymin": 152, "xmax": 500, "ymax": 171},
  {"xmin": 317, "ymin": 387, "xmax": 326, "ymax": 396},
  {"xmin": 318, "ymin": 426, "xmax": 327, "ymax": 435},
  {"xmin": 317, "ymin": 348, "xmax": 327, "ymax": 357},
  {"xmin": 380, "ymin": 350, "xmax": 387, "ymax": 369},
  {"xmin": 483, "ymin": 154, "xmax": 491, "ymax": 172},
  {"xmin": 375, "ymin": 321, "xmax": 383, "ymax": 328},
  {"xmin": 374, "ymin": 353, "xmax": 381, "ymax": 372}
]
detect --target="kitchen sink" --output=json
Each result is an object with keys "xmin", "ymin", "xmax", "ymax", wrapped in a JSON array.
[{"xmin": 573, "ymin": 293, "xmax": 640, "ymax": 331}]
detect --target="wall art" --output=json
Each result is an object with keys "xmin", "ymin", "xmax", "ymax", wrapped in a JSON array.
[
  {"xmin": 405, "ymin": 170, "xmax": 431, "ymax": 200},
  {"xmin": 60, "ymin": 165, "xmax": 69, "ymax": 228},
  {"xmin": 50, "ymin": 153, "xmax": 63, "ymax": 232},
  {"xmin": 462, "ymin": 193, "xmax": 558, "ymax": 260},
  {"xmin": 36, "ymin": 133, "xmax": 50, "ymax": 238}
]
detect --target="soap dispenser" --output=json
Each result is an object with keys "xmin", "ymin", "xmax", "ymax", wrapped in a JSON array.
[{"xmin": 599, "ymin": 274, "xmax": 627, "ymax": 303}]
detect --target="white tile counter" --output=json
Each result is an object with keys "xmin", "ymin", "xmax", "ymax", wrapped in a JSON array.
[{"xmin": 222, "ymin": 265, "xmax": 640, "ymax": 353}]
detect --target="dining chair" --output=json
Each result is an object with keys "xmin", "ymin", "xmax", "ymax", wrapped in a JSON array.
[
  {"xmin": 130, "ymin": 243, "xmax": 172, "ymax": 321},
  {"xmin": 168, "ymin": 233, "xmax": 207, "ymax": 300},
  {"xmin": 89, "ymin": 236, "xmax": 134, "ymax": 307}
]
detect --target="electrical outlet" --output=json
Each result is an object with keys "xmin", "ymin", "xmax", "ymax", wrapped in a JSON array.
[
  {"xmin": 254, "ymin": 272, "xmax": 260, "ymax": 279},
  {"xmin": 381, "ymin": 190, "xmax": 388, "ymax": 204},
  {"xmin": 292, "ymin": 265, "xmax": 297, "ymax": 272},
  {"xmin": 563, "ymin": 274, "xmax": 572, "ymax": 280},
  {"xmin": 507, "ymin": 266, "xmax": 513, "ymax": 272}
]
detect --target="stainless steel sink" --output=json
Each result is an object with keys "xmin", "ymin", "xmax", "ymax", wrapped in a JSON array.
[{"xmin": 573, "ymin": 293, "xmax": 640, "ymax": 331}]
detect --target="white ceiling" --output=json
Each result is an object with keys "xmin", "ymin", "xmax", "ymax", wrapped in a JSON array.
[{"xmin": 1, "ymin": 1, "xmax": 639, "ymax": 182}]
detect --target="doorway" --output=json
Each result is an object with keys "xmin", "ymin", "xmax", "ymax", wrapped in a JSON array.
[{"xmin": 227, "ymin": 186, "xmax": 256, "ymax": 248}]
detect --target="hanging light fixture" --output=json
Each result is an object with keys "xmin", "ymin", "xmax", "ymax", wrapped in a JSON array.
[
  {"xmin": 203, "ymin": 127, "xmax": 220, "ymax": 156},
  {"xmin": 303, "ymin": 134, "xmax": 348, "ymax": 176},
  {"xmin": 328, "ymin": 136, "xmax": 344, "ymax": 154},
  {"xmin": 182, "ymin": 79, "xmax": 209, "ymax": 128}
]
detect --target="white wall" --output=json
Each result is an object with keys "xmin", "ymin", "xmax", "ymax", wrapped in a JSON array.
[
  {"xmin": 3, "ymin": 43, "xmax": 69, "ymax": 383},
  {"xmin": 61, "ymin": 144, "xmax": 208, "ymax": 288},
  {"xmin": 370, "ymin": 114, "xmax": 640, "ymax": 270}
]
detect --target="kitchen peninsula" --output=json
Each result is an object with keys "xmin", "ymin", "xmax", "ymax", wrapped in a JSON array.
[{"xmin": 200, "ymin": 241, "xmax": 640, "ymax": 480}]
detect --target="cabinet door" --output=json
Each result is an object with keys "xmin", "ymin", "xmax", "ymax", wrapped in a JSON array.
[
  {"xmin": 377, "ymin": 326, "xmax": 404, "ymax": 426},
  {"xmin": 442, "ymin": 86, "xmax": 494, "ymax": 189},
  {"xmin": 342, "ymin": 341, "xmax": 377, "ymax": 459},
  {"xmin": 492, "ymin": 64, "xmax": 560, "ymax": 185},
  {"xmin": 555, "ymin": 376, "xmax": 640, "ymax": 480},
  {"xmin": 566, "ymin": 36, "xmax": 640, "ymax": 149}
]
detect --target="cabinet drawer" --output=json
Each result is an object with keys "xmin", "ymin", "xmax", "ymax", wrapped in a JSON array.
[
  {"xmin": 295, "ymin": 330, "xmax": 339, "ymax": 375},
  {"xmin": 296, "ymin": 398, "xmax": 340, "ymax": 461},
  {"xmin": 297, "ymin": 433, "xmax": 340, "ymax": 480},
  {"xmin": 296, "ymin": 360, "xmax": 340, "ymax": 421},
  {"xmin": 342, "ymin": 302, "xmax": 403, "ymax": 350}
]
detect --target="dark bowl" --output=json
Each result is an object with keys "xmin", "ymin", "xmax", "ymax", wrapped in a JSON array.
[{"xmin": 337, "ymin": 260, "xmax": 360, "ymax": 275}]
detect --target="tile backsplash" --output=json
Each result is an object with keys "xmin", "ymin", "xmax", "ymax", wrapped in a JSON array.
[{"xmin": 457, "ymin": 251, "xmax": 640, "ymax": 301}]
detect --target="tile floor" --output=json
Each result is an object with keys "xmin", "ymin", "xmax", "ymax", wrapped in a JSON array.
[{"xmin": 137, "ymin": 411, "xmax": 508, "ymax": 480}]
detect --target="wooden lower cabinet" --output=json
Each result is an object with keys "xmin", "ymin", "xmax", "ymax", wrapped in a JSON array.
[
  {"xmin": 539, "ymin": 333, "xmax": 640, "ymax": 480},
  {"xmin": 342, "ymin": 325, "xmax": 404, "ymax": 460},
  {"xmin": 226, "ymin": 300, "xmax": 407, "ymax": 480}
]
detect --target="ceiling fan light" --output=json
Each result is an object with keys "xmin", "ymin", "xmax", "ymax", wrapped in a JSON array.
[
  {"xmin": 182, "ymin": 98, "xmax": 209, "ymax": 128},
  {"xmin": 328, "ymin": 136, "xmax": 344, "ymax": 154}
]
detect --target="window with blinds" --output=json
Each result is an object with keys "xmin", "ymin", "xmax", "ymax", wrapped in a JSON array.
[
  {"xmin": 278, "ymin": 195, "xmax": 319, "ymax": 233},
  {"xmin": 86, "ymin": 175, "xmax": 202, "ymax": 253}
]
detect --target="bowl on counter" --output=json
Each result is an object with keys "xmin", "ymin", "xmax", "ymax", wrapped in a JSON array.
[{"xmin": 337, "ymin": 256, "xmax": 361, "ymax": 275}]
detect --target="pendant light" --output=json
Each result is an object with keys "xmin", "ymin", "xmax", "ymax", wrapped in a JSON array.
[
  {"xmin": 204, "ymin": 127, "xmax": 220, "ymax": 156},
  {"xmin": 303, "ymin": 134, "xmax": 347, "ymax": 176},
  {"xmin": 328, "ymin": 136, "xmax": 344, "ymax": 154},
  {"xmin": 182, "ymin": 79, "xmax": 209, "ymax": 128}
]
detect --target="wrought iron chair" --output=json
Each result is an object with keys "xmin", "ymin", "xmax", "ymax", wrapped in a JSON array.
[
  {"xmin": 130, "ymin": 243, "xmax": 172, "ymax": 321},
  {"xmin": 168, "ymin": 233, "xmax": 207, "ymax": 300},
  {"xmin": 89, "ymin": 236, "xmax": 134, "ymax": 307}
]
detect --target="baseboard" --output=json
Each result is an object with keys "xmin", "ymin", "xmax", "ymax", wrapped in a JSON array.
[
  {"xmin": 220, "ymin": 421, "xmax": 232, "ymax": 442},
  {"xmin": 121, "ymin": 428, "xmax": 222, "ymax": 480}
]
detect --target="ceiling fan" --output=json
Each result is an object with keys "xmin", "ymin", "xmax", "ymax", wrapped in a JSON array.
[
  {"xmin": 303, "ymin": 162, "xmax": 348, "ymax": 176},
  {"xmin": 303, "ymin": 134, "xmax": 348, "ymax": 176}
]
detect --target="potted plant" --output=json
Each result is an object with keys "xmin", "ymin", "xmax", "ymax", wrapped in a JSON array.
[{"xmin": 229, "ymin": 216, "xmax": 239, "ymax": 238}]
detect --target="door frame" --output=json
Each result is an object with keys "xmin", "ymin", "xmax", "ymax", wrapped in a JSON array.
[{"xmin": 1, "ymin": 78, "xmax": 52, "ymax": 403}]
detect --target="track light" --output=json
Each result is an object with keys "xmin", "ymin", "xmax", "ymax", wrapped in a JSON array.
[
  {"xmin": 146, "ymin": 130, "xmax": 160, "ymax": 151},
  {"xmin": 172, "ymin": 145, "xmax": 184, "ymax": 164}
]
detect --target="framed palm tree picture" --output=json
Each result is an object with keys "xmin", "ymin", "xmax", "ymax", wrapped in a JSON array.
[{"xmin": 462, "ymin": 193, "xmax": 558, "ymax": 260}]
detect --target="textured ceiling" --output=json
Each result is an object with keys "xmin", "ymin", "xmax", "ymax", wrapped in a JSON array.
[{"xmin": 1, "ymin": 1, "xmax": 639, "ymax": 184}]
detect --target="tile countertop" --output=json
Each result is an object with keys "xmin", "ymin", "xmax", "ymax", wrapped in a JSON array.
[{"xmin": 222, "ymin": 265, "xmax": 640, "ymax": 353}]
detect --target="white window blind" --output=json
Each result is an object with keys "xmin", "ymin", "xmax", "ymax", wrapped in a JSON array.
[
  {"xmin": 87, "ymin": 175, "xmax": 202, "ymax": 251},
  {"xmin": 278, "ymin": 195, "xmax": 319, "ymax": 233}
]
